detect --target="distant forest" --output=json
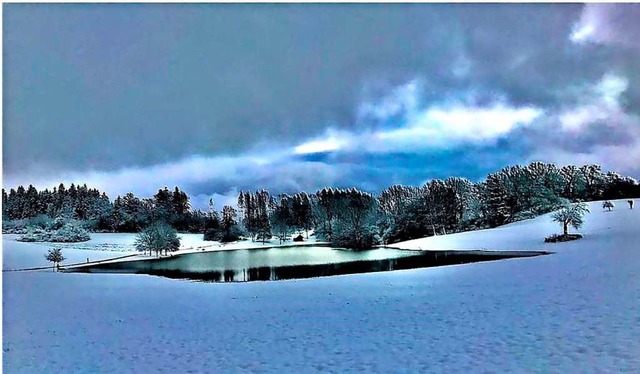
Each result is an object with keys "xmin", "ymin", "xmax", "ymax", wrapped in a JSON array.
[{"xmin": 3, "ymin": 162, "xmax": 640, "ymax": 247}]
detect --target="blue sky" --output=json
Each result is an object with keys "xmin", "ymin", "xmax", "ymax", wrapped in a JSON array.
[{"xmin": 4, "ymin": 4, "xmax": 640, "ymax": 209}]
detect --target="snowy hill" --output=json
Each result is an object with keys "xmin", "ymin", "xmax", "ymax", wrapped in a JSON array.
[
  {"xmin": 390, "ymin": 199, "xmax": 638, "ymax": 252},
  {"xmin": 4, "ymin": 198, "xmax": 640, "ymax": 372}
]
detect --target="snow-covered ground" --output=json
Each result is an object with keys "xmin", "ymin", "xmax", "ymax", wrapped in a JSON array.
[
  {"xmin": 5, "ymin": 230, "xmax": 324, "ymax": 258},
  {"xmin": 3, "ymin": 199, "xmax": 640, "ymax": 372},
  {"xmin": 391, "ymin": 199, "xmax": 637, "ymax": 252}
]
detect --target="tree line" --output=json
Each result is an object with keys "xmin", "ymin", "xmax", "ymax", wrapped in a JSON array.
[
  {"xmin": 2, "ymin": 184, "xmax": 207, "ymax": 233},
  {"xmin": 3, "ymin": 162, "xmax": 640, "ymax": 248}
]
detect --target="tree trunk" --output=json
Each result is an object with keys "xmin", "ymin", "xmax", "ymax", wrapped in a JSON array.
[{"xmin": 563, "ymin": 221, "xmax": 568, "ymax": 236}]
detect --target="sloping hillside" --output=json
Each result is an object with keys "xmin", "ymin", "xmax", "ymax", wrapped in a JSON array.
[{"xmin": 390, "ymin": 199, "xmax": 638, "ymax": 252}]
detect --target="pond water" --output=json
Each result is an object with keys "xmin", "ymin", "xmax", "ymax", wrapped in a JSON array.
[{"xmin": 66, "ymin": 245, "xmax": 548, "ymax": 282}]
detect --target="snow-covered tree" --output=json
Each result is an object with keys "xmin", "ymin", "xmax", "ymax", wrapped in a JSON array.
[
  {"xmin": 19, "ymin": 221, "xmax": 90, "ymax": 243},
  {"xmin": 134, "ymin": 222, "xmax": 180, "ymax": 256},
  {"xmin": 483, "ymin": 173, "xmax": 511, "ymax": 227},
  {"xmin": 45, "ymin": 248, "xmax": 65, "ymax": 271},
  {"xmin": 203, "ymin": 207, "xmax": 223, "ymax": 241},
  {"xmin": 580, "ymin": 165, "xmax": 605, "ymax": 200},
  {"xmin": 220, "ymin": 205, "xmax": 241, "ymax": 242},
  {"xmin": 551, "ymin": 201, "xmax": 590, "ymax": 236},
  {"xmin": 313, "ymin": 188, "xmax": 342, "ymax": 240},
  {"xmin": 271, "ymin": 195, "xmax": 295, "ymax": 244},
  {"xmin": 378, "ymin": 185, "xmax": 421, "ymax": 224},
  {"xmin": 237, "ymin": 190, "xmax": 273, "ymax": 242},
  {"xmin": 291, "ymin": 192, "xmax": 313, "ymax": 235},
  {"xmin": 331, "ymin": 189, "xmax": 380, "ymax": 249}
]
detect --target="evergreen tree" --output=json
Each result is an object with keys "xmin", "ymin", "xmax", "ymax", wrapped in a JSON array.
[
  {"xmin": 484, "ymin": 173, "xmax": 511, "ymax": 227},
  {"xmin": 220, "ymin": 205, "xmax": 241, "ymax": 242},
  {"xmin": 153, "ymin": 187, "xmax": 173, "ymax": 222}
]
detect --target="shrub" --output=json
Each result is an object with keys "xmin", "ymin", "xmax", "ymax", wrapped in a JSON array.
[
  {"xmin": 544, "ymin": 233, "xmax": 583, "ymax": 243},
  {"xmin": 50, "ymin": 223, "xmax": 91, "ymax": 242},
  {"xmin": 219, "ymin": 225, "xmax": 243, "ymax": 243},
  {"xmin": 204, "ymin": 224, "xmax": 242, "ymax": 243},
  {"xmin": 18, "ymin": 222, "xmax": 90, "ymax": 243},
  {"xmin": 332, "ymin": 225, "xmax": 381, "ymax": 250},
  {"xmin": 2, "ymin": 219, "xmax": 29, "ymax": 234}
]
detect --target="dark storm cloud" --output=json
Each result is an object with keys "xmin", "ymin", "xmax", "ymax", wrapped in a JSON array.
[
  {"xmin": 571, "ymin": 4, "xmax": 640, "ymax": 116},
  {"xmin": 4, "ymin": 3, "xmax": 591, "ymax": 173},
  {"xmin": 4, "ymin": 3, "xmax": 640, "ymax": 202}
]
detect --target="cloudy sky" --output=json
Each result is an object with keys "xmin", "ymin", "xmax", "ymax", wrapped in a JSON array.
[{"xmin": 4, "ymin": 3, "xmax": 640, "ymax": 209}]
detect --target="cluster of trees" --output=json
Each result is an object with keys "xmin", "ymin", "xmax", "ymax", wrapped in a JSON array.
[
  {"xmin": 270, "ymin": 193, "xmax": 313, "ymax": 243},
  {"xmin": 203, "ymin": 203, "xmax": 243, "ymax": 243},
  {"xmin": 134, "ymin": 222, "xmax": 181, "ymax": 256},
  {"xmin": 3, "ymin": 162, "xmax": 640, "ymax": 249},
  {"xmin": 111, "ymin": 187, "xmax": 205, "ymax": 232},
  {"xmin": 3, "ymin": 184, "xmax": 111, "ymax": 224},
  {"xmin": 18, "ymin": 218, "xmax": 91, "ymax": 243},
  {"xmin": 313, "ymin": 188, "xmax": 380, "ymax": 248},
  {"xmin": 2, "ymin": 185, "xmax": 210, "ymax": 233},
  {"xmin": 236, "ymin": 190, "xmax": 314, "ymax": 243},
  {"xmin": 380, "ymin": 179, "xmax": 470, "ymax": 244},
  {"xmin": 237, "ymin": 190, "xmax": 275, "ymax": 242}
]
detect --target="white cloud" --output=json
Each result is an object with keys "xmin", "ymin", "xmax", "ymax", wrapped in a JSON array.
[
  {"xmin": 5, "ymin": 151, "xmax": 289, "ymax": 199},
  {"xmin": 397, "ymin": 103, "xmax": 542, "ymax": 145},
  {"xmin": 532, "ymin": 137, "xmax": 640, "ymax": 176},
  {"xmin": 570, "ymin": 4, "xmax": 640, "ymax": 50},
  {"xmin": 293, "ymin": 132, "xmax": 347, "ymax": 154},
  {"xmin": 359, "ymin": 104, "xmax": 543, "ymax": 152},
  {"xmin": 534, "ymin": 72, "xmax": 640, "ymax": 176},
  {"xmin": 6, "ymin": 72, "xmax": 638, "ymax": 205},
  {"xmin": 596, "ymin": 74, "xmax": 628, "ymax": 105},
  {"xmin": 357, "ymin": 79, "xmax": 420, "ymax": 121},
  {"xmin": 4, "ymin": 146, "xmax": 349, "ymax": 209},
  {"xmin": 570, "ymin": 23, "xmax": 595, "ymax": 44},
  {"xmin": 357, "ymin": 78, "xmax": 544, "ymax": 151},
  {"xmin": 559, "ymin": 73, "xmax": 628, "ymax": 132},
  {"xmin": 288, "ymin": 102, "xmax": 543, "ymax": 156}
]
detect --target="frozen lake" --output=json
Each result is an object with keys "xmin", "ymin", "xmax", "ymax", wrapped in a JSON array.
[{"xmin": 3, "ymin": 199, "xmax": 640, "ymax": 372}]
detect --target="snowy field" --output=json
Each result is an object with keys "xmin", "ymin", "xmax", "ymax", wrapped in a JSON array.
[
  {"xmin": 3, "ymin": 199, "xmax": 640, "ymax": 372},
  {"xmin": 4, "ymin": 231, "xmax": 325, "ymax": 260}
]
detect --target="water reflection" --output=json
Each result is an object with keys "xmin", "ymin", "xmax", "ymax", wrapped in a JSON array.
[{"xmin": 67, "ymin": 246, "xmax": 550, "ymax": 282}]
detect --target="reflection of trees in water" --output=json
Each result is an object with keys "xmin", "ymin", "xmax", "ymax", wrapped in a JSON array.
[
  {"xmin": 91, "ymin": 250, "xmax": 548, "ymax": 283},
  {"xmin": 224, "ymin": 270, "xmax": 235, "ymax": 282},
  {"xmin": 247, "ymin": 267, "xmax": 272, "ymax": 281}
]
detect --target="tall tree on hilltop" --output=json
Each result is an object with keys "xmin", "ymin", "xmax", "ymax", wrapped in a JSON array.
[{"xmin": 484, "ymin": 173, "xmax": 511, "ymax": 227}]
